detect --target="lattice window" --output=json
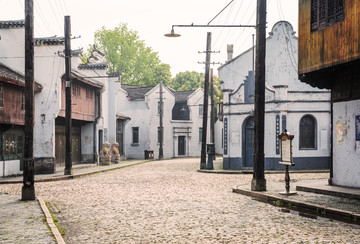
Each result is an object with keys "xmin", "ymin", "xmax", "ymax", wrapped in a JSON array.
[{"xmin": 311, "ymin": 0, "xmax": 344, "ymax": 31}]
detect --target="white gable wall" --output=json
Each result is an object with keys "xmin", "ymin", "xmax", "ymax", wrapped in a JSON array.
[
  {"xmin": 219, "ymin": 21, "xmax": 331, "ymax": 170},
  {"xmin": 333, "ymin": 100, "xmax": 360, "ymax": 187}
]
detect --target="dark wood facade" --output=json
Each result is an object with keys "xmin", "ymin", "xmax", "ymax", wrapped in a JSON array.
[
  {"xmin": 299, "ymin": 0, "xmax": 359, "ymax": 75},
  {"xmin": 0, "ymin": 64, "xmax": 41, "ymax": 165},
  {"xmin": 58, "ymin": 73, "xmax": 101, "ymax": 121},
  {"xmin": 0, "ymin": 82, "xmax": 25, "ymax": 125},
  {"xmin": 298, "ymin": 0, "xmax": 360, "ymax": 97}
]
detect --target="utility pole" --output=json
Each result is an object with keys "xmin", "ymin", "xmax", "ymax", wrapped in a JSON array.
[
  {"xmin": 22, "ymin": 0, "xmax": 35, "ymax": 201},
  {"xmin": 252, "ymin": 34, "xmax": 255, "ymax": 72},
  {"xmin": 210, "ymin": 68, "xmax": 215, "ymax": 153},
  {"xmin": 200, "ymin": 32, "xmax": 211, "ymax": 169},
  {"xmin": 159, "ymin": 81, "xmax": 164, "ymax": 159},
  {"xmin": 252, "ymin": 0, "xmax": 267, "ymax": 191},
  {"xmin": 64, "ymin": 16, "xmax": 72, "ymax": 175}
]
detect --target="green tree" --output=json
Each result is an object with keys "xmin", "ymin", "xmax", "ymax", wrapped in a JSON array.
[{"xmin": 86, "ymin": 23, "xmax": 171, "ymax": 86}]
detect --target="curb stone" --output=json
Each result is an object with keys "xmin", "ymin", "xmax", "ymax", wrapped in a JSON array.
[
  {"xmin": 38, "ymin": 197, "xmax": 66, "ymax": 244},
  {"xmin": 232, "ymin": 187, "xmax": 360, "ymax": 225},
  {"xmin": 0, "ymin": 160, "xmax": 149, "ymax": 185}
]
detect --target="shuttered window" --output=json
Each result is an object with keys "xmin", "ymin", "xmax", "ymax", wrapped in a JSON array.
[{"xmin": 311, "ymin": 0, "xmax": 344, "ymax": 31}]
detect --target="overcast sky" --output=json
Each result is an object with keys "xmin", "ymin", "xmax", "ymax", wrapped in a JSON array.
[{"xmin": 0, "ymin": 0, "xmax": 298, "ymax": 77}]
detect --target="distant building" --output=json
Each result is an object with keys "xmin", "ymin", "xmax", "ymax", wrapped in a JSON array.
[
  {"xmin": 116, "ymin": 84, "xmax": 210, "ymax": 159},
  {"xmin": 298, "ymin": 1, "xmax": 360, "ymax": 187},
  {"xmin": 218, "ymin": 21, "xmax": 331, "ymax": 170}
]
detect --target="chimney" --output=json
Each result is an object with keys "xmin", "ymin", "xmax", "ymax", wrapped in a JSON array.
[{"xmin": 227, "ymin": 44, "xmax": 234, "ymax": 62}]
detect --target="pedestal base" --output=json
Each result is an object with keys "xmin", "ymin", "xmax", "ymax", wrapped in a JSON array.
[
  {"xmin": 251, "ymin": 178, "xmax": 267, "ymax": 191},
  {"xmin": 64, "ymin": 168, "xmax": 72, "ymax": 175},
  {"xmin": 21, "ymin": 186, "xmax": 35, "ymax": 201},
  {"xmin": 279, "ymin": 191, "xmax": 297, "ymax": 196}
]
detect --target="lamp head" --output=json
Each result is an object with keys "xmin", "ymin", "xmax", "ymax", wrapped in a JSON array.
[{"xmin": 164, "ymin": 27, "xmax": 181, "ymax": 37}]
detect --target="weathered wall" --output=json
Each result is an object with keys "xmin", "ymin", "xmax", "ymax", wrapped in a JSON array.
[
  {"xmin": 33, "ymin": 45, "xmax": 63, "ymax": 159},
  {"xmin": 333, "ymin": 99, "xmax": 360, "ymax": 187},
  {"xmin": 0, "ymin": 83, "xmax": 25, "ymax": 125}
]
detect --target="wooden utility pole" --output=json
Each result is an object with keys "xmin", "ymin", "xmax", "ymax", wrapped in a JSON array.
[
  {"xmin": 210, "ymin": 68, "xmax": 215, "ymax": 149},
  {"xmin": 159, "ymin": 81, "xmax": 164, "ymax": 159},
  {"xmin": 22, "ymin": 0, "xmax": 35, "ymax": 201},
  {"xmin": 200, "ymin": 32, "xmax": 211, "ymax": 169},
  {"xmin": 252, "ymin": 0, "xmax": 267, "ymax": 191},
  {"xmin": 252, "ymin": 34, "xmax": 255, "ymax": 71},
  {"xmin": 64, "ymin": 16, "xmax": 72, "ymax": 175}
]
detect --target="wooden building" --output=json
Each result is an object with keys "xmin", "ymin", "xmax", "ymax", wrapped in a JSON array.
[
  {"xmin": 0, "ymin": 62, "xmax": 42, "ymax": 176},
  {"xmin": 55, "ymin": 70, "xmax": 102, "ymax": 165},
  {"xmin": 298, "ymin": 0, "xmax": 360, "ymax": 187}
]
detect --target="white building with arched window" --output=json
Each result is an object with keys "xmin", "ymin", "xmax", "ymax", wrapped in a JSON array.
[{"xmin": 218, "ymin": 21, "xmax": 331, "ymax": 170}]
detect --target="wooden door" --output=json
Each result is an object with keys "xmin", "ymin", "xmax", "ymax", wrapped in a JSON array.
[
  {"xmin": 244, "ymin": 117, "xmax": 254, "ymax": 167},
  {"xmin": 178, "ymin": 136, "xmax": 186, "ymax": 156}
]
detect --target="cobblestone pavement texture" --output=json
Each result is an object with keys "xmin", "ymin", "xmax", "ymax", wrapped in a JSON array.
[
  {"xmin": 1, "ymin": 158, "xmax": 360, "ymax": 243},
  {"xmin": 0, "ymin": 193, "xmax": 55, "ymax": 244}
]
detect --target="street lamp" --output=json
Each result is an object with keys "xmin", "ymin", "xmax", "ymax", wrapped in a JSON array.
[{"xmin": 164, "ymin": 24, "xmax": 256, "ymax": 38}]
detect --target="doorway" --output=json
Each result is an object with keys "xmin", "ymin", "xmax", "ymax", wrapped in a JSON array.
[
  {"xmin": 243, "ymin": 117, "xmax": 254, "ymax": 167},
  {"xmin": 178, "ymin": 136, "xmax": 186, "ymax": 156},
  {"xmin": 116, "ymin": 120, "xmax": 124, "ymax": 156},
  {"xmin": 55, "ymin": 126, "xmax": 81, "ymax": 165}
]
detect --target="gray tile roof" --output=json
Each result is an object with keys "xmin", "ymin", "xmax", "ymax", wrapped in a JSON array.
[
  {"xmin": 173, "ymin": 90, "xmax": 195, "ymax": 102},
  {"xmin": 70, "ymin": 70, "xmax": 103, "ymax": 89},
  {"xmin": 0, "ymin": 19, "xmax": 25, "ymax": 28},
  {"xmin": 78, "ymin": 63, "xmax": 107, "ymax": 70},
  {"xmin": 35, "ymin": 36, "xmax": 65, "ymax": 45},
  {"xmin": 121, "ymin": 84, "xmax": 155, "ymax": 100},
  {"xmin": 0, "ymin": 62, "xmax": 42, "ymax": 90}
]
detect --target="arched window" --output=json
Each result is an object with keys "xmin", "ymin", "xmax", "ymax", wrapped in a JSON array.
[{"xmin": 299, "ymin": 115, "xmax": 316, "ymax": 149}]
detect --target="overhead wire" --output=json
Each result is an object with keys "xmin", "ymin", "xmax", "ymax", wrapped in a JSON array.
[
  {"xmin": 212, "ymin": 0, "xmax": 237, "ymax": 49},
  {"xmin": 213, "ymin": 0, "xmax": 245, "ymax": 52}
]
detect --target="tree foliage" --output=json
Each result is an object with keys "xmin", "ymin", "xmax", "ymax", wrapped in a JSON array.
[{"xmin": 86, "ymin": 23, "xmax": 171, "ymax": 86}]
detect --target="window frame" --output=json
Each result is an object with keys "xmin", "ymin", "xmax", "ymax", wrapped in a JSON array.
[
  {"xmin": 199, "ymin": 104, "xmax": 203, "ymax": 116},
  {"xmin": 132, "ymin": 127, "xmax": 139, "ymax": 145},
  {"xmin": 299, "ymin": 115, "xmax": 317, "ymax": 150},
  {"xmin": 311, "ymin": 0, "xmax": 345, "ymax": 32}
]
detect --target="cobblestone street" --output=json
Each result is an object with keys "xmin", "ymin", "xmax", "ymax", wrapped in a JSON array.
[{"xmin": 1, "ymin": 158, "xmax": 359, "ymax": 243}]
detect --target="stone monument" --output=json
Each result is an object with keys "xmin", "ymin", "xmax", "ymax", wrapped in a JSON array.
[
  {"xmin": 111, "ymin": 142, "xmax": 121, "ymax": 164},
  {"xmin": 99, "ymin": 142, "xmax": 111, "ymax": 165}
]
